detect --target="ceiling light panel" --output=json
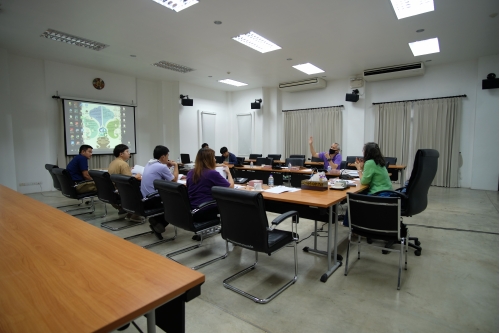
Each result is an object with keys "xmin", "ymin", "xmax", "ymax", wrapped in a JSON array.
[
  {"xmin": 153, "ymin": 61, "xmax": 195, "ymax": 73},
  {"xmin": 292, "ymin": 63, "xmax": 325, "ymax": 75},
  {"xmin": 218, "ymin": 79, "xmax": 248, "ymax": 87},
  {"xmin": 40, "ymin": 29, "xmax": 109, "ymax": 51},
  {"xmin": 409, "ymin": 37, "xmax": 440, "ymax": 56},
  {"xmin": 390, "ymin": 0, "xmax": 434, "ymax": 20},
  {"xmin": 232, "ymin": 31, "xmax": 281, "ymax": 53},
  {"xmin": 151, "ymin": 0, "xmax": 199, "ymax": 12}
]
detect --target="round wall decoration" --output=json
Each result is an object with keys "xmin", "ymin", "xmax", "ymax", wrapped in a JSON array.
[{"xmin": 92, "ymin": 78, "xmax": 105, "ymax": 90}]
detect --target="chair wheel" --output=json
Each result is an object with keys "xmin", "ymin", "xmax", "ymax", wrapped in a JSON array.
[
  {"xmin": 382, "ymin": 250, "xmax": 389, "ymax": 255},
  {"xmin": 367, "ymin": 238, "xmax": 373, "ymax": 244},
  {"xmin": 414, "ymin": 250, "xmax": 421, "ymax": 256},
  {"xmin": 303, "ymin": 246, "xmax": 310, "ymax": 252},
  {"xmin": 415, "ymin": 240, "xmax": 421, "ymax": 246},
  {"xmin": 192, "ymin": 235, "xmax": 201, "ymax": 241}
]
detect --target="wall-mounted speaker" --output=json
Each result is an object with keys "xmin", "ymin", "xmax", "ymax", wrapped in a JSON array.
[
  {"xmin": 482, "ymin": 78, "xmax": 499, "ymax": 90},
  {"xmin": 345, "ymin": 93, "xmax": 359, "ymax": 102},
  {"xmin": 181, "ymin": 98, "xmax": 193, "ymax": 106},
  {"xmin": 251, "ymin": 102, "xmax": 261, "ymax": 109}
]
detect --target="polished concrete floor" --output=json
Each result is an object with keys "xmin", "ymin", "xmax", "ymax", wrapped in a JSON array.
[{"xmin": 28, "ymin": 186, "xmax": 499, "ymax": 333}]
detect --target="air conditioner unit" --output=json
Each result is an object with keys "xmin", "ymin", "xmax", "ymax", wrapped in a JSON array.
[
  {"xmin": 278, "ymin": 77, "xmax": 327, "ymax": 92},
  {"xmin": 363, "ymin": 62, "xmax": 425, "ymax": 82}
]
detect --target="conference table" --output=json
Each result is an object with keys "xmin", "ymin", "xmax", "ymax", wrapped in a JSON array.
[
  {"xmin": 0, "ymin": 185, "xmax": 204, "ymax": 333},
  {"xmin": 241, "ymin": 180, "xmax": 367, "ymax": 282}
]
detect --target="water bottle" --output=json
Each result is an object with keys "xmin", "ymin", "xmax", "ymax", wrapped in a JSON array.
[
  {"xmin": 250, "ymin": 161, "xmax": 254, "ymax": 168},
  {"xmin": 288, "ymin": 162, "xmax": 292, "ymax": 170},
  {"xmin": 327, "ymin": 165, "xmax": 332, "ymax": 173},
  {"xmin": 268, "ymin": 174, "xmax": 274, "ymax": 187}
]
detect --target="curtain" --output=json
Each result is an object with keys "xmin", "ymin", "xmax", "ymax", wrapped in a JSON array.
[
  {"xmin": 284, "ymin": 107, "xmax": 343, "ymax": 157},
  {"xmin": 412, "ymin": 98, "xmax": 461, "ymax": 187},
  {"xmin": 374, "ymin": 102, "xmax": 411, "ymax": 184}
]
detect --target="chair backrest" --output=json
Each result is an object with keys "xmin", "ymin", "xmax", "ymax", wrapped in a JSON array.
[
  {"xmin": 52, "ymin": 168, "xmax": 79, "ymax": 199},
  {"xmin": 385, "ymin": 157, "xmax": 398, "ymax": 181},
  {"xmin": 110, "ymin": 174, "xmax": 146, "ymax": 216},
  {"xmin": 289, "ymin": 154, "xmax": 305, "ymax": 159},
  {"xmin": 346, "ymin": 156, "xmax": 363, "ymax": 163},
  {"xmin": 236, "ymin": 157, "xmax": 245, "ymax": 166},
  {"xmin": 249, "ymin": 154, "xmax": 262, "ymax": 160},
  {"xmin": 347, "ymin": 193, "xmax": 401, "ymax": 238},
  {"xmin": 340, "ymin": 161, "xmax": 348, "ymax": 170},
  {"xmin": 88, "ymin": 170, "xmax": 120, "ymax": 205},
  {"xmin": 180, "ymin": 154, "xmax": 191, "ymax": 164},
  {"xmin": 403, "ymin": 149, "xmax": 439, "ymax": 216},
  {"xmin": 212, "ymin": 187, "xmax": 270, "ymax": 253},
  {"xmin": 45, "ymin": 164, "xmax": 61, "ymax": 190},
  {"xmin": 285, "ymin": 157, "xmax": 305, "ymax": 167},
  {"xmin": 215, "ymin": 156, "xmax": 225, "ymax": 164},
  {"xmin": 311, "ymin": 156, "xmax": 323, "ymax": 162},
  {"xmin": 267, "ymin": 154, "xmax": 281, "ymax": 161},
  {"xmin": 154, "ymin": 180, "xmax": 196, "ymax": 231},
  {"xmin": 385, "ymin": 157, "xmax": 397, "ymax": 166},
  {"xmin": 256, "ymin": 157, "xmax": 273, "ymax": 166}
]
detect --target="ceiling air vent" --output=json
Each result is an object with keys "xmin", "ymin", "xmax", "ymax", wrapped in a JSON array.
[
  {"xmin": 363, "ymin": 62, "xmax": 424, "ymax": 82},
  {"xmin": 278, "ymin": 77, "xmax": 327, "ymax": 92}
]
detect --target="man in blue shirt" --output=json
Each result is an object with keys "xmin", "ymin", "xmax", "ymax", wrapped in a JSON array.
[
  {"xmin": 66, "ymin": 144, "xmax": 97, "ymax": 193},
  {"xmin": 309, "ymin": 136, "xmax": 342, "ymax": 170},
  {"xmin": 220, "ymin": 146, "xmax": 237, "ymax": 165}
]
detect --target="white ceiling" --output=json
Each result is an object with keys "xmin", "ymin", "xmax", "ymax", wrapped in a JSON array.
[{"xmin": 0, "ymin": 0, "xmax": 497, "ymax": 91}]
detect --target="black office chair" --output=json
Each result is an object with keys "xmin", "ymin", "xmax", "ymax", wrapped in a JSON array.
[
  {"xmin": 256, "ymin": 157, "xmax": 273, "ymax": 166},
  {"xmin": 235, "ymin": 157, "xmax": 245, "ymax": 166},
  {"xmin": 249, "ymin": 154, "xmax": 262, "ymax": 160},
  {"xmin": 212, "ymin": 187, "xmax": 299, "ymax": 304},
  {"xmin": 384, "ymin": 157, "xmax": 398, "ymax": 181},
  {"xmin": 52, "ymin": 168, "xmax": 97, "ymax": 216},
  {"xmin": 311, "ymin": 156, "xmax": 323, "ymax": 162},
  {"xmin": 89, "ymin": 170, "xmax": 144, "ymax": 231},
  {"xmin": 374, "ymin": 149, "xmax": 439, "ymax": 256},
  {"xmin": 289, "ymin": 154, "xmax": 305, "ymax": 159},
  {"xmin": 285, "ymin": 157, "xmax": 305, "ymax": 167},
  {"xmin": 346, "ymin": 156, "xmax": 363, "ymax": 169},
  {"xmin": 340, "ymin": 161, "xmax": 348, "ymax": 170},
  {"xmin": 45, "ymin": 164, "xmax": 87, "ymax": 209},
  {"xmin": 110, "ymin": 174, "xmax": 176, "ymax": 249},
  {"xmin": 180, "ymin": 154, "xmax": 191, "ymax": 164},
  {"xmin": 344, "ymin": 193, "xmax": 408, "ymax": 290},
  {"xmin": 267, "ymin": 154, "xmax": 281, "ymax": 161},
  {"xmin": 215, "ymin": 156, "xmax": 225, "ymax": 164},
  {"xmin": 154, "ymin": 180, "xmax": 227, "ymax": 270}
]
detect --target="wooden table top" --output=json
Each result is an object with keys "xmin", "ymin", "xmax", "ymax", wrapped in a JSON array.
[
  {"xmin": 235, "ymin": 165, "xmax": 342, "ymax": 176},
  {"xmin": 347, "ymin": 163, "xmax": 406, "ymax": 169},
  {"xmin": 0, "ymin": 185, "xmax": 205, "ymax": 333}
]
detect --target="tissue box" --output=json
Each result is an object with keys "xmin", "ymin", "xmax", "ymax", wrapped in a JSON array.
[
  {"xmin": 300, "ymin": 179, "xmax": 328, "ymax": 191},
  {"xmin": 248, "ymin": 180, "xmax": 263, "ymax": 187}
]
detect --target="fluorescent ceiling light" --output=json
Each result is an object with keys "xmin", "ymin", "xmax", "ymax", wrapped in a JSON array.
[
  {"xmin": 292, "ymin": 63, "xmax": 325, "ymax": 75},
  {"xmin": 40, "ymin": 29, "xmax": 109, "ymax": 51},
  {"xmin": 152, "ymin": 61, "xmax": 195, "ymax": 73},
  {"xmin": 390, "ymin": 0, "xmax": 434, "ymax": 19},
  {"xmin": 151, "ymin": 0, "xmax": 199, "ymax": 12},
  {"xmin": 409, "ymin": 37, "xmax": 440, "ymax": 56},
  {"xmin": 218, "ymin": 79, "xmax": 248, "ymax": 87},
  {"xmin": 232, "ymin": 31, "xmax": 282, "ymax": 53}
]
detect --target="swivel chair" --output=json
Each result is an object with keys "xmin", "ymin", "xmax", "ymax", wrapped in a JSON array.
[
  {"xmin": 45, "ymin": 164, "xmax": 87, "ymax": 209},
  {"xmin": 52, "ymin": 168, "xmax": 97, "ymax": 217},
  {"xmin": 249, "ymin": 154, "xmax": 262, "ymax": 160},
  {"xmin": 285, "ymin": 157, "xmax": 305, "ymax": 167},
  {"xmin": 267, "ymin": 154, "xmax": 282, "ymax": 161},
  {"xmin": 256, "ymin": 157, "xmax": 273, "ymax": 166},
  {"xmin": 289, "ymin": 154, "xmax": 305, "ymax": 159}
]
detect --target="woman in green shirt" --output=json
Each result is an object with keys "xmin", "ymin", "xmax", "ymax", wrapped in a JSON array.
[{"xmin": 343, "ymin": 142, "xmax": 393, "ymax": 227}]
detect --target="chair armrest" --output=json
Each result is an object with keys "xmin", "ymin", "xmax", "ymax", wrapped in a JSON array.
[
  {"xmin": 142, "ymin": 192, "xmax": 159, "ymax": 201},
  {"xmin": 372, "ymin": 190, "xmax": 408, "ymax": 200},
  {"xmin": 191, "ymin": 200, "xmax": 217, "ymax": 214},
  {"xmin": 270, "ymin": 210, "xmax": 299, "ymax": 227}
]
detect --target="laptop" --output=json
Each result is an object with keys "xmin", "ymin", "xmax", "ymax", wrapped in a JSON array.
[{"xmin": 180, "ymin": 154, "xmax": 191, "ymax": 164}]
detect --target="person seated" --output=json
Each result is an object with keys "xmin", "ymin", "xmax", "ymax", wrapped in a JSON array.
[
  {"xmin": 309, "ymin": 136, "xmax": 342, "ymax": 170},
  {"xmin": 66, "ymin": 144, "xmax": 97, "ymax": 193},
  {"xmin": 220, "ymin": 146, "xmax": 237, "ymax": 165},
  {"xmin": 343, "ymin": 142, "xmax": 393, "ymax": 227},
  {"xmin": 108, "ymin": 144, "xmax": 142, "ymax": 221},
  {"xmin": 140, "ymin": 145, "xmax": 178, "ymax": 239},
  {"xmin": 201, "ymin": 143, "xmax": 209, "ymax": 149},
  {"xmin": 186, "ymin": 148, "xmax": 234, "ymax": 221}
]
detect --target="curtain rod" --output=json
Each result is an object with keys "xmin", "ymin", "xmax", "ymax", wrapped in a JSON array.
[
  {"xmin": 372, "ymin": 94, "xmax": 467, "ymax": 105},
  {"xmin": 282, "ymin": 105, "xmax": 344, "ymax": 112}
]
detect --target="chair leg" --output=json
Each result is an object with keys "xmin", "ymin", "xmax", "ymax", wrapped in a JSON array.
[
  {"xmin": 344, "ymin": 231, "xmax": 351, "ymax": 276},
  {"xmin": 397, "ymin": 239, "xmax": 404, "ymax": 290},
  {"xmin": 125, "ymin": 226, "xmax": 178, "ymax": 249},
  {"xmin": 166, "ymin": 226, "xmax": 227, "ymax": 270},
  {"xmin": 223, "ymin": 241, "xmax": 298, "ymax": 304},
  {"xmin": 67, "ymin": 197, "xmax": 97, "ymax": 217},
  {"xmin": 357, "ymin": 235, "xmax": 361, "ymax": 260},
  {"xmin": 98, "ymin": 204, "xmax": 144, "ymax": 231}
]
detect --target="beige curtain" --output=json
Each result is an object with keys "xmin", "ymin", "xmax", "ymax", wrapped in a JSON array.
[
  {"xmin": 412, "ymin": 98, "xmax": 461, "ymax": 187},
  {"xmin": 284, "ymin": 107, "xmax": 343, "ymax": 158},
  {"xmin": 374, "ymin": 102, "xmax": 411, "ymax": 183}
]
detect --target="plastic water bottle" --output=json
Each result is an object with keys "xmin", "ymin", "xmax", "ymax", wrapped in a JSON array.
[
  {"xmin": 268, "ymin": 174, "xmax": 274, "ymax": 187},
  {"xmin": 288, "ymin": 162, "xmax": 292, "ymax": 170},
  {"xmin": 327, "ymin": 165, "xmax": 332, "ymax": 173},
  {"xmin": 250, "ymin": 161, "xmax": 254, "ymax": 168}
]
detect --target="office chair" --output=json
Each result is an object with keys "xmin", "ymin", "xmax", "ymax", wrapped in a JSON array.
[
  {"xmin": 154, "ymin": 180, "xmax": 227, "ymax": 270},
  {"xmin": 235, "ymin": 157, "xmax": 245, "ymax": 166},
  {"xmin": 374, "ymin": 149, "xmax": 439, "ymax": 256},
  {"xmin": 45, "ymin": 164, "xmax": 87, "ymax": 209},
  {"xmin": 384, "ymin": 157, "xmax": 398, "ymax": 181},
  {"xmin": 249, "ymin": 154, "xmax": 262, "ymax": 160},
  {"xmin": 180, "ymin": 154, "xmax": 191, "ymax": 164},
  {"xmin": 289, "ymin": 154, "xmax": 305, "ymax": 159},
  {"xmin": 51, "ymin": 168, "xmax": 97, "ymax": 217},
  {"xmin": 311, "ymin": 156, "xmax": 323, "ymax": 162},
  {"xmin": 212, "ymin": 186, "xmax": 299, "ymax": 304},
  {"xmin": 285, "ymin": 157, "xmax": 305, "ymax": 167},
  {"xmin": 89, "ymin": 170, "xmax": 144, "ymax": 231},
  {"xmin": 215, "ymin": 156, "xmax": 225, "ymax": 164},
  {"xmin": 344, "ymin": 193, "xmax": 408, "ymax": 290},
  {"xmin": 256, "ymin": 157, "xmax": 273, "ymax": 166},
  {"xmin": 110, "ymin": 174, "xmax": 176, "ymax": 249},
  {"xmin": 267, "ymin": 154, "xmax": 282, "ymax": 161},
  {"xmin": 346, "ymin": 156, "xmax": 363, "ymax": 169}
]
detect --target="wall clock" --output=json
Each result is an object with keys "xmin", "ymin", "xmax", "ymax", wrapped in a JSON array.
[{"xmin": 93, "ymin": 78, "xmax": 105, "ymax": 90}]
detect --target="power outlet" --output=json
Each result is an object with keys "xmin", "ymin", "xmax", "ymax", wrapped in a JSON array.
[{"xmin": 19, "ymin": 182, "xmax": 42, "ymax": 186}]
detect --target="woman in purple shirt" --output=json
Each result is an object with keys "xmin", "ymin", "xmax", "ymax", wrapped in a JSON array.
[{"xmin": 186, "ymin": 148, "xmax": 234, "ymax": 221}]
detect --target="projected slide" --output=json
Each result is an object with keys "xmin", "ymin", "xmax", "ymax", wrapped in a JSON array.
[{"xmin": 63, "ymin": 99, "xmax": 136, "ymax": 155}]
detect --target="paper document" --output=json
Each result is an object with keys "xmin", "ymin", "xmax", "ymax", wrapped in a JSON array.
[
  {"xmin": 215, "ymin": 166, "xmax": 227, "ymax": 179},
  {"xmin": 264, "ymin": 186, "xmax": 301, "ymax": 194},
  {"xmin": 177, "ymin": 179, "xmax": 186, "ymax": 185},
  {"xmin": 132, "ymin": 165, "xmax": 144, "ymax": 175}
]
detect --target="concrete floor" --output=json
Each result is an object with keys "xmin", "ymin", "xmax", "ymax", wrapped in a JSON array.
[{"xmin": 27, "ymin": 186, "xmax": 499, "ymax": 333}]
